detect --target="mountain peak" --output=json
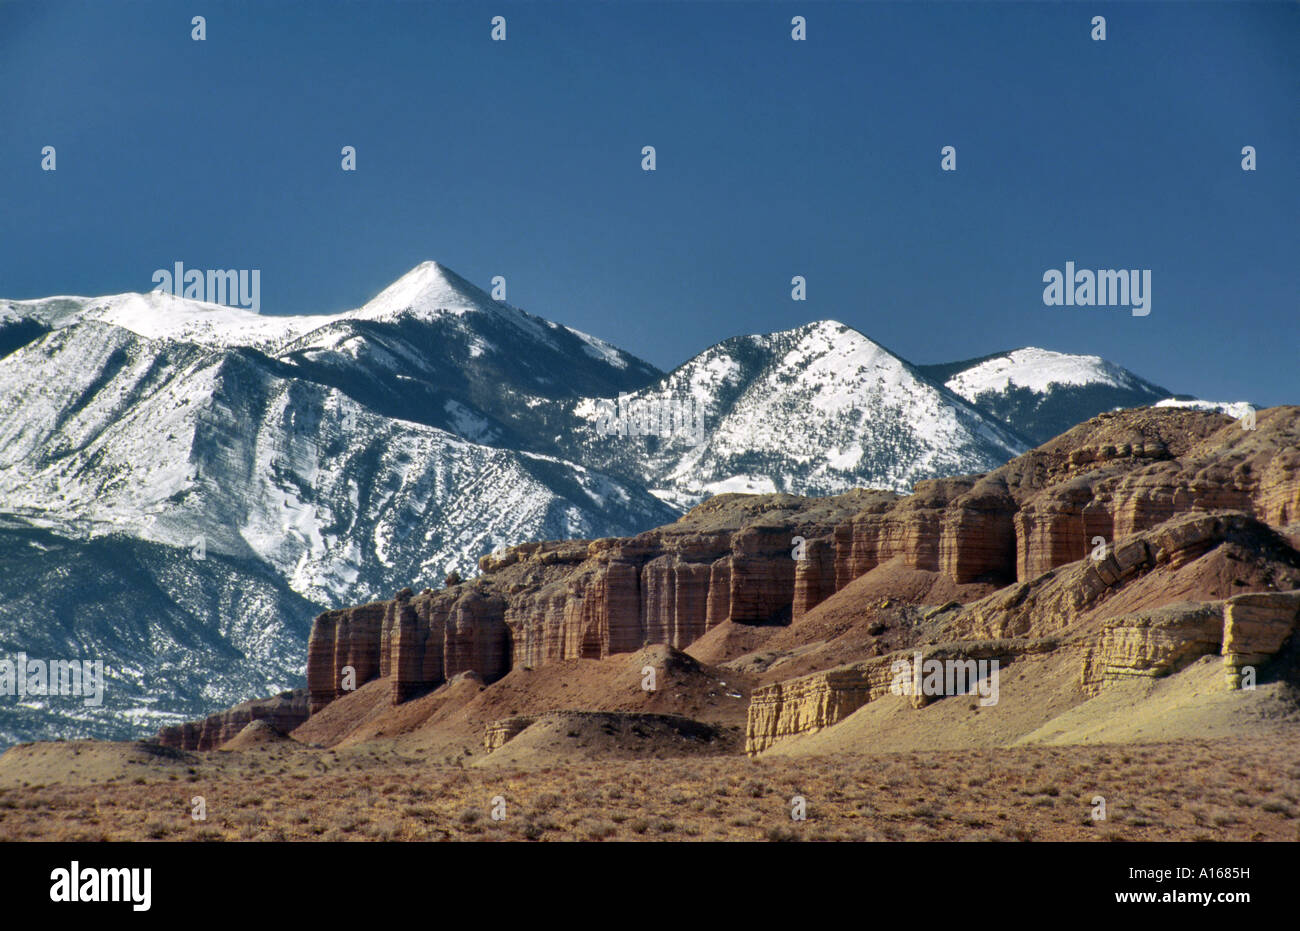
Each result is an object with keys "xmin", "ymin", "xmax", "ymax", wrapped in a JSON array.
[
  {"xmin": 775, "ymin": 319, "xmax": 854, "ymax": 341},
  {"xmin": 919, "ymin": 346, "xmax": 1172, "ymax": 446},
  {"xmin": 943, "ymin": 346, "xmax": 1150, "ymax": 396},
  {"xmin": 358, "ymin": 260, "xmax": 495, "ymax": 321}
]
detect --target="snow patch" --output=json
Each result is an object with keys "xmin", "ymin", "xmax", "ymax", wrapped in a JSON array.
[{"xmin": 1153, "ymin": 398, "xmax": 1254, "ymax": 419}]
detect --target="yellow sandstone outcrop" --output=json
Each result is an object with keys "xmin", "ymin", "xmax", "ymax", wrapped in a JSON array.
[
  {"xmin": 484, "ymin": 715, "xmax": 534, "ymax": 751},
  {"xmin": 745, "ymin": 640, "xmax": 1051, "ymax": 754},
  {"xmin": 1079, "ymin": 591, "xmax": 1300, "ymax": 694},
  {"xmin": 1222, "ymin": 591, "xmax": 1300, "ymax": 689},
  {"xmin": 1078, "ymin": 602, "xmax": 1225, "ymax": 693}
]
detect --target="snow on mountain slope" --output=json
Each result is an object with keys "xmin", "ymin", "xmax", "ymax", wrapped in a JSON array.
[
  {"xmin": 265, "ymin": 271, "xmax": 661, "ymax": 448},
  {"xmin": 2, "ymin": 291, "xmax": 336, "ymax": 350},
  {"xmin": 1153, "ymin": 398, "xmax": 1255, "ymax": 419},
  {"xmin": 0, "ymin": 321, "xmax": 675, "ymax": 606},
  {"xmin": 562, "ymin": 321, "xmax": 1030, "ymax": 502},
  {"xmin": 2, "ymin": 262, "xmax": 651, "ymax": 380},
  {"xmin": 0, "ymin": 263, "xmax": 695, "ymax": 742},
  {"xmin": 942, "ymin": 347, "xmax": 1149, "ymax": 396},
  {"xmin": 921, "ymin": 348, "xmax": 1172, "ymax": 446},
  {"xmin": 0, "ymin": 517, "xmax": 322, "ymax": 745},
  {"xmin": 348, "ymin": 262, "xmax": 643, "ymax": 370}
]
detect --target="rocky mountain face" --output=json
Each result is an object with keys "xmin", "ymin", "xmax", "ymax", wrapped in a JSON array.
[
  {"xmin": 263, "ymin": 406, "xmax": 1298, "ymax": 758},
  {"xmin": 1079, "ymin": 590, "xmax": 1300, "ymax": 694},
  {"xmin": 0, "ymin": 517, "xmax": 319, "ymax": 743},
  {"xmin": 0, "ymin": 262, "xmax": 1219, "ymax": 744},
  {"xmin": 746, "ymin": 548, "xmax": 1300, "ymax": 754},
  {"xmin": 746, "ymin": 405, "xmax": 1300, "ymax": 752}
]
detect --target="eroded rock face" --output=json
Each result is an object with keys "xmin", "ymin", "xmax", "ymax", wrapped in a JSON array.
[
  {"xmin": 792, "ymin": 409, "xmax": 1300, "ymax": 621},
  {"xmin": 308, "ymin": 585, "xmax": 513, "ymax": 713},
  {"xmin": 302, "ymin": 407, "xmax": 1300, "ymax": 721},
  {"xmin": 1222, "ymin": 591, "xmax": 1300, "ymax": 688},
  {"xmin": 745, "ymin": 665, "xmax": 882, "ymax": 755},
  {"xmin": 445, "ymin": 590, "xmax": 509, "ymax": 681},
  {"xmin": 793, "ymin": 537, "xmax": 836, "ymax": 621},
  {"xmin": 941, "ymin": 478, "xmax": 1018, "ymax": 584},
  {"xmin": 1079, "ymin": 602, "xmax": 1226, "ymax": 693},
  {"xmin": 305, "ymin": 494, "xmax": 866, "ymax": 713},
  {"xmin": 156, "ymin": 690, "xmax": 309, "ymax": 751},
  {"xmin": 1014, "ymin": 479, "xmax": 1113, "ymax": 580},
  {"xmin": 307, "ymin": 600, "xmax": 387, "ymax": 713},
  {"xmin": 391, "ymin": 594, "xmax": 447, "ymax": 704},
  {"xmin": 950, "ymin": 511, "xmax": 1264, "ymax": 641},
  {"xmin": 1079, "ymin": 590, "xmax": 1300, "ymax": 693},
  {"xmin": 745, "ymin": 641, "xmax": 1048, "ymax": 754},
  {"xmin": 484, "ymin": 715, "xmax": 534, "ymax": 751}
]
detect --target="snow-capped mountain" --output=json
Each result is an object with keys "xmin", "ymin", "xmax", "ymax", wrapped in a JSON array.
[
  {"xmin": 0, "ymin": 263, "xmax": 1187, "ymax": 743},
  {"xmin": 559, "ymin": 321, "xmax": 1029, "ymax": 506},
  {"xmin": 919, "ymin": 347, "xmax": 1173, "ymax": 445},
  {"xmin": 0, "ymin": 265, "xmax": 676, "ymax": 742},
  {"xmin": 0, "ymin": 288, "xmax": 677, "ymax": 604},
  {"xmin": 4, "ymin": 262, "xmax": 647, "ymax": 364}
]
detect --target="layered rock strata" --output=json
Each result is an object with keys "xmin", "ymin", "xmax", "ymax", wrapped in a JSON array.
[
  {"xmin": 307, "ymin": 494, "xmax": 868, "ymax": 712},
  {"xmin": 156, "ymin": 690, "xmax": 309, "ymax": 751},
  {"xmin": 299, "ymin": 407, "xmax": 1300, "ymax": 717},
  {"xmin": 484, "ymin": 715, "xmax": 534, "ymax": 751},
  {"xmin": 156, "ymin": 408, "xmax": 1300, "ymax": 748},
  {"xmin": 1222, "ymin": 591, "xmax": 1300, "ymax": 688},
  {"xmin": 745, "ymin": 640, "xmax": 1054, "ymax": 754},
  {"xmin": 1080, "ymin": 590, "xmax": 1300, "ymax": 693},
  {"xmin": 1079, "ymin": 602, "xmax": 1226, "ymax": 692},
  {"xmin": 949, "ymin": 511, "xmax": 1271, "ymax": 641},
  {"xmin": 801, "ymin": 409, "xmax": 1298, "ymax": 621}
]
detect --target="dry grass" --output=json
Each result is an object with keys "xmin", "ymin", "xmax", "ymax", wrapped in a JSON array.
[{"xmin": 2, "ymin": 736, "xmax": 1299, "ymax": 841}]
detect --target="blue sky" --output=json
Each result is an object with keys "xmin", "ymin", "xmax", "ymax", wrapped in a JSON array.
[{"xmin": 1, "ymin": 1, "xmax": 1295, "ymax": 404}]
